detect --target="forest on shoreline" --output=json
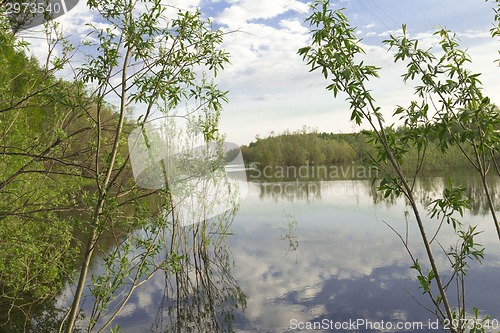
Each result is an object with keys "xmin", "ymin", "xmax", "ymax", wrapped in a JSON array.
[{"xmin": 240, "ymin": 129, "xmax": 491, "ymax": 174}]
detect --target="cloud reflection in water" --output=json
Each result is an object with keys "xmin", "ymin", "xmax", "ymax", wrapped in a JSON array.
[{"xmin": 107, "ymin": 178, "xmax": 500, "ymax": 332}]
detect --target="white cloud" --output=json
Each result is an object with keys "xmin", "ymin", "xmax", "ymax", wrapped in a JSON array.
[
  {"xmin": 161, "ymin": 0, "xmax": 201, "ymax": 11},
  {"xmin": 280, "ymin": 18, "xmax": 308, "ymax": 34},
  {"xmin": 217, "ymin": 21, "xmax": 311, "ymax": 94},
  {"xmin": 376, "ymin": 28, "xmax": 404, "ymax": 38},
  {"xmin": 216, "ymin": 0, "xmax": 308, "ymax": 28},
  {"xmin": 458, "ymin": 29, "xmax": 492, "ymax": 39}
]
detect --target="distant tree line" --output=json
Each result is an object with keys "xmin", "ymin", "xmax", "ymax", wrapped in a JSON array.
[
  {"xmin": 241, "ymin": 129, "xmax": 360, "ymax": 166},
  {"xmin": 241, "ymin": 128, "xmax": 492, "ymax": 173}
]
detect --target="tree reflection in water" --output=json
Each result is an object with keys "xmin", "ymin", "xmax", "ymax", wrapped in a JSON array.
[
  {"xmin": 255, "ymin": 171, "xmax": 500, "ymax": 217},
  {"xmin": 151, "ymin": 212, "xmax": 247, "ymax": 333},
  {"xmin": 369, "ymin": 173, "xmax": 500, "ymax": 216}
]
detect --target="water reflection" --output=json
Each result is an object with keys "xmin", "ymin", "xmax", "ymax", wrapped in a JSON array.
[
  {"xmin": 76, "ymin": 212, "xmax": 247, "ymax": 332},
  {"xmin": 231, "ymin": 181, "xmax": 500, "ymax": 332},
  {"xmin": 255, "ymin": 180, "xmax": 371, "ymax": 205},
  {"xmin": 0, "ymin": 298, "xmax": 70, "ymax": 333},
  {"xmin": 253, "ymin": 172, "xmax": 500, "ymax": 216},
  {"xmin": 257, "ymin": 181, "xmax": 323, "ymax": 203},
  {"xmin": 151, "ymin": 220, "xmax": 247, "ymax": 333},
  {"xmin": 53, "ymin": 174, "xmax": 500, "ymax": 332},
  {"xmin": 369, "ymin": 174, "xmax": 500, "ymax": 215}
]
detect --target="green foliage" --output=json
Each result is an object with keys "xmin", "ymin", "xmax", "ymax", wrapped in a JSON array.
[
  {"xmin": 0, "ymin": 214, "xmax": 77, "ymax": 329},
  {"xmin": 488, "ymin": 0, "xmax": 500, "ymax": 65},
  {"xmin": 0, "ymin": 25, "xmax": 125, "ymax": 321},
  {"xmin": 1, "ymin": 0, "xmax": 231, "ymax": 331},
  {"xmin": 298, "ymin": 3, "xmax": 381, "ymax": 126},
  {"xmin": 383, "ymin": 18, "xmax": 500, "ymax": 240},
  {"xmin": 242, "ymin": 129, "xmax": 357, "ymax": 167},
  {"xmin": 0, "ymin": 24, "xmax": 87, "ymax": 326},
  {"xmin": 61, "ymin": 0, "xmax": 231, "ymax": 331},
  {"xmin": 429, "ymin": 181, "xmax": 471, "ymax": 230}
]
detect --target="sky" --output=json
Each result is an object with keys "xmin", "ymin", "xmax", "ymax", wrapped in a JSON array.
[{"xmin": 17, "ymin": 0, "xmax": 500, "ymax": 146}]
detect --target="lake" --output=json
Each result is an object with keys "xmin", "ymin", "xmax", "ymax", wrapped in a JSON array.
[{"xmin": 62, "ymin": 174, "xmax": 500, "ymax": 332}]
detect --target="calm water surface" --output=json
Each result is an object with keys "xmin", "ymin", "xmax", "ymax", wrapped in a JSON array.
[{"xmin": 69, "ymin": 176, "xmax": 500, "ymax": 332}]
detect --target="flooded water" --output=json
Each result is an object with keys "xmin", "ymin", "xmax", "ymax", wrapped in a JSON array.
[{"xmin": 64, "ymin": 176, "xmax": 500, "ymax": 332}]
